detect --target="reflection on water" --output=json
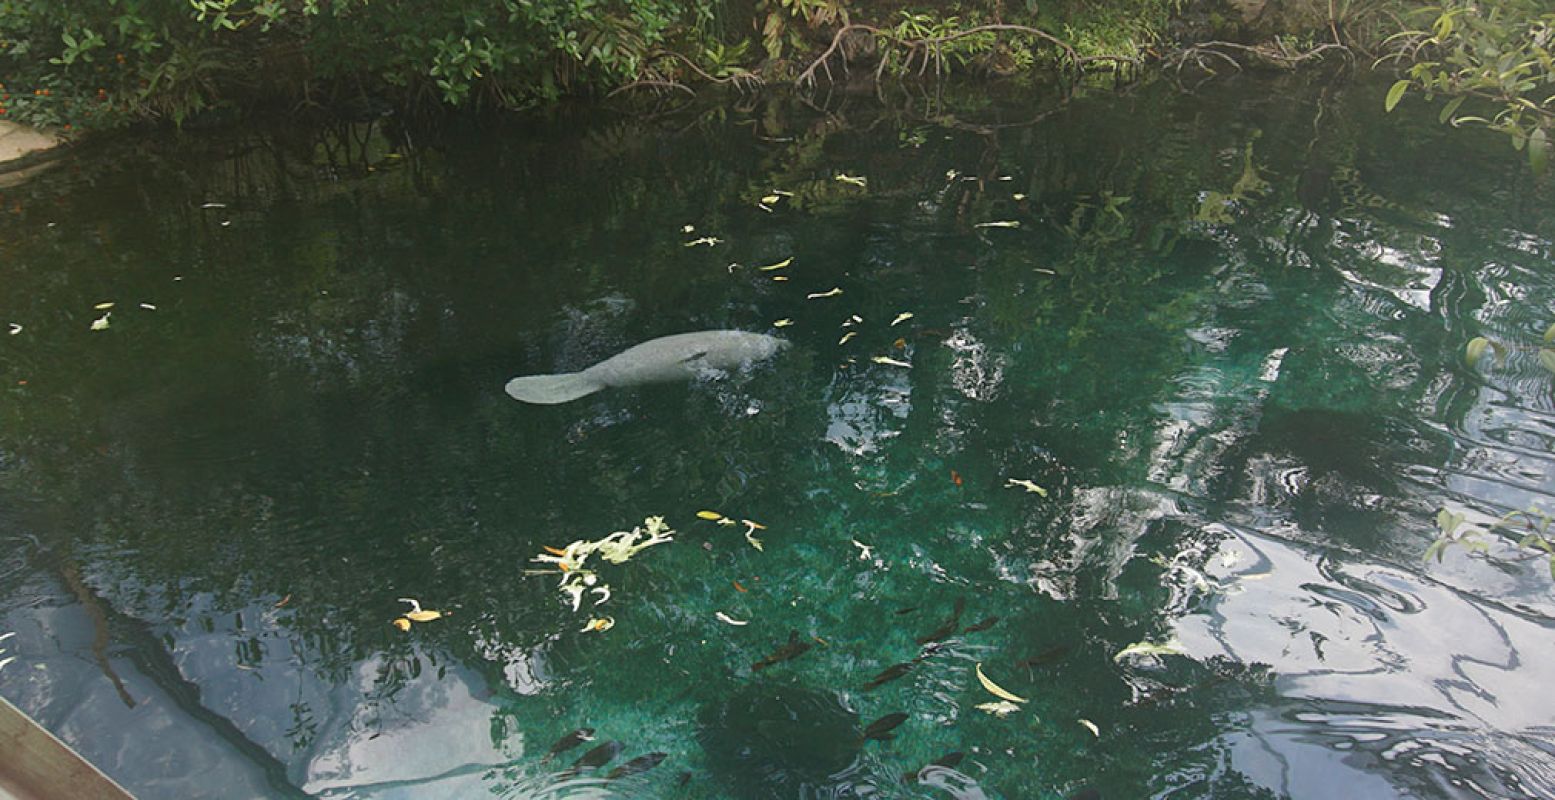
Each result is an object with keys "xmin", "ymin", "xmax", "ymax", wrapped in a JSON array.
[{"xmin": 1, "ymin": 76, "xmax": 1554, "ymax": 799}]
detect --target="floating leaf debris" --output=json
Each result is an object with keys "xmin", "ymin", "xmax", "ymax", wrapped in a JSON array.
[
  {"xmin": 773, "ymin": 319, "xmax": 794, "ymax": 328},
  {"xmin": 975, "ymin": 662, "xmax": 1028, "ymax": 704},
  {"xmin": 973, "ymin": 221, "xmax": 1021, "ymax": 229},
  {"xmin": 684, "ymin": 236, "xmax": 723, "ymax": 247},
  {"xmin": 891, "ymin": 312, "xmax": 914, "ymax": 326},
  {"xmin": 90, "ymin": 313, "xmax": 111, "ymax": 331},
  {"xmin": 807, "ymin": 288, "xmax": 843, "ymax": 299},
  {"xmin": 714, "ymin": 612, "xmax": 749, "ymax": 626},
  {"xmin": 834, "ymin": 173, "xmax": 867, "ymax": 188},
  {"xmin": 1113, "ymin": 638, "xmax": 1186, "ymax": 662},
  {"xmin": 975, "ymin": 701, "xmax": 1021, "ymax": 717},
  {"xmin": 871, "ymin": 356, "xmax": 911, "ymax": 367},
  {"xmin": 1004, "ymin": 478, "xmax": 1048, "ymax": 497},
  {"xmin": 759, "ymin": 258, "xmax": 792, "ymax": 271}
]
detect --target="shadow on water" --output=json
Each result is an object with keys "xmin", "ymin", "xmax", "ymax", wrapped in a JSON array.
[{"xmin": 1, "ymin": 73, "xmax": 1554, "ymax": 798}]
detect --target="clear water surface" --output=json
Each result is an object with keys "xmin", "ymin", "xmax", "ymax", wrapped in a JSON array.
[{"xmin": 2, "ymin": 74, "xmax": 1554, "ymax": 799}]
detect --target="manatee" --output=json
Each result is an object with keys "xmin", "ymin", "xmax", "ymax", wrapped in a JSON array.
[{"xmin": 505, "ymin": 330, "xmax": 789, "ymax": 405}]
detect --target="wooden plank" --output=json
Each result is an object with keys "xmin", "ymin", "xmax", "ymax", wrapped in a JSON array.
[{"xmin": 0, "ymin": 696, "xmax": 134, "ymax": 800}]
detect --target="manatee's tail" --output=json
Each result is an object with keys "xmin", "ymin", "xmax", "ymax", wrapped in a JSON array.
[{"xmin": 504, "ymin": 371, "xmax": 605, "ymax": 405}]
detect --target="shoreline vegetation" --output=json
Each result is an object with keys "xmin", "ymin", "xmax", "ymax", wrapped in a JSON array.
[{"xmin": 0, "ymin": 1, "xmax": 1549, "ymax": 169}]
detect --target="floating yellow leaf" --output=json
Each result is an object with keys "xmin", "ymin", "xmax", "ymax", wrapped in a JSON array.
[
  {"xmin": 90, "ymin": 313, "xmax": 111, "ymax": 331},
  {"xmin": 543, "ymin": 545, "xmax": 569, "ymax": 555},
  {"xmin": 1004, "ymin": 478, "xmax": 1048, "ymax": 497},
  {"xmin": 581, "ymin": 616, "xmax": 615, "ymax": 633},
  {"xmin": 684, "ymin": 236, "xmax": 722, "ymax": 247},
  {"xmin": 139, "ymin": 303, "xmax": 157, "ymax": 311},
  {"xmin": 838, "ymin": 332, "xmax": 857, "ymax": 345},
  {"xmin": 8, "ymin": 323, "xmax": 21, "ymax": 336},
  {"xmin": 742, "ymin": 520, "xmax": 767, "ymax": 530},
  {"xmin": 1113, "ymin": 638, "xmax": 1186, "ymax": 662},
  {"xmin": 94, "ymin": 302, "xmax": 115, "ymax": 310},
  {"xmin": 891, "ymin": 312, "xmax": 914, "ymax": 326},
  {"xmin": 397, "ymin": 597, "xmax": 446, "ymax": 623},
  {"xmin": 1013, "ymin": 193, "xmax": 1027, "ymax": 201},
  {"xmin": 716, "ymin": 517, "xmax": 737, "ymax": 526},
  {"xmin": 835, "ymin": 173, "xmax": 867, "ymax": 188},
  {"xmin": 772, "ymin": 275, "xmax": 789, "ymax": 282},
  {"xmin": 871, "ymin": 356, "xmax": 911, "ymax": 367},
  {"xmin": 759, "ymin": 258, "xmax": 792, "ymax": 271},
  {"xmin": 807, "ymin": 288, "xmax": 843, "ymax": 299},
  {"xmin": 697, "ymin": 510, "xmax": 726, "ymax": 521},
  {"xmin": 975, "ymin": 701, "xmax": 1021, "ymax": 717},
  {"xmin": 892, "ymin": 337, "xmax": 906, "ymax": 349},
  {"xmin": 975, "ymin": 662, "xmax": 1028, "ymax": 704},
  {"xmin": 773, "ymin": 319, "xmax": 794, "ymax": 328},
  {"xmin": 392, "ymin": 617, "xmax": 411, "ymax": 632},
  {"xmin": 973, "ymin": 220, "xmax": 1021, "ymax": 229},
  {"xmin": 761, "ymin": 194, "xmax": 781, "ymax": 205},
  {"xmin": 714, "ymin": 611, "xmax": 749, "ymax": 626},
  {"xmin": 681, "ymin": 224, "xmax": 695, "ymax": 233},
  {"xmin": 1079, "ymin": 719, "xmax": 1100, "ymax": 737}
]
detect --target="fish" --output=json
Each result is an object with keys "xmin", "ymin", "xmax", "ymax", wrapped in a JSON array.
[
  {"xmin": 903, "ymin": 751, "xmax": 966, "ymax": 783},
  {"xmin": 916, "ymin": 597, "xmax": 966, "ymax": 645},
  {"xmin": 1019, "ymin": 644, "xmax": 1072, "ymax": 668},
  {"xmin": 862, "ymin": 711, "xmax": 909, "ymax": 742},
  {"xmin": 962, "ymin": 616, "xmax": 1000, "ymax": 634},
  {"xmin": 894, "ymin": 607, "xmax": 919, "ymax": 616},
  {"xmin": 862, "ymin": 661, "xmax": 915, "ymax": 691},
  {"xmin": 752, "ymin": 630, "xmax": 812, "ymax": 671},
  {"xmin": 505, "ymin": 330, "xmax": 789, "ymax": 405},
  {"xmin": 541, "ymin": 727, "xmax": 596, "ymax": 763},
  {"xmin": 570, "ymin": 740, "xmax": 624, "ymax": 770},
  {"xmin": 606, "ymin": 752, "xmax": 667, "ymax": 779}
]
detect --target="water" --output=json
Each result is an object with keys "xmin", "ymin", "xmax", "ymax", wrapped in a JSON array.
[{"xmin": 2, "ymin": 74, "xmax": 1554, "ymax": 799}]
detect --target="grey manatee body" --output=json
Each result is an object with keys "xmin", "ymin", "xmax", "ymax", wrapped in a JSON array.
[{"xmin": 505, "ymin": 330, "xmax": 789, "ymax": 405}]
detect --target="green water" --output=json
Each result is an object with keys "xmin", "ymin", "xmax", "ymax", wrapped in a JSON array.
[{"xmin": 2, "ymin": 75, "xmax": 1554, "ymax": 799}]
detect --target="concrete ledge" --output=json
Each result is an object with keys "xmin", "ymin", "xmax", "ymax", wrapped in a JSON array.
[
  {"xmin": 0, "ymin": 121, "xmax": 62, "ymax": 169},
  {"xmin": 0, "ymin": 695, "xmax": 134, "ymax": 800}
]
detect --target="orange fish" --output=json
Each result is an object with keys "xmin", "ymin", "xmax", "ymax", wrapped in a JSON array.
[
  {"xmin": 951, "ymin": 470, "xmax": 963, "ymax": 487},
  {"xmin": 733, "ymin": 581, "xmax": 748, "ymax": 593}
]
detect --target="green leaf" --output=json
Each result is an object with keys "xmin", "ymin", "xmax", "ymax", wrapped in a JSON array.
[
  {"xmin": 1424, "ymin": 538, "xmax": 1448, "ymax": 563},
  {"xmin": 1545, "ymin": 323, "xmax": 1555, "ymax": 344},
  {"xmin": 1465, "ymin": 336, "xmax": 1490, "ymax": 367},
  {"xmin": 1530, "ymin": 128, "xmax": 1550, "ymax": 176},
  {"xmin": 1539, "ymin": 348, "xmax": 1555, "ymax": 374},
  {"xmin": 1385, "ymin": 80, "xmax": 1410, "ymax": 113},
  {"xmin": 1439, "ymin": 95, "xmax": 1466, "ymax": 125}
]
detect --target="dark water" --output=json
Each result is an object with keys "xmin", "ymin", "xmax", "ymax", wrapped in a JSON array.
[{"xmin": 2, "ymin": 74, "xmax": 1554, "ymax": 799}]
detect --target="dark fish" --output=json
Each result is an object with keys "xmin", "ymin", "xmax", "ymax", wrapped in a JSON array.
[
  {"xmin": 894, "ymin": 607, "xmax": 919, "ymax": 616},
  {"xmin": 606, "ymin": 752, "xmax": 667, "ymax": 779},
  {"xmin": 915, "ymin": 597, "xmax": 966, "ymax": 645},
  {"xmin": 1067, "ymin": 789, "xmax": 1101, "ymax": 800},
  {"xmin": 570, "ymin": 740, "xmax": 624, "ymax": 770},
  {"xmin": 1019, "ymin": 644, "xmax": 1072, "ymax": 668},
  {"xmin": 676, "ymin": 771, "xmax": 693, "ymax": 787},
  {"xmin": 962, "ymin": 615, "xmax": 999, "ymax": 634},
  {"xmin": 862, "ymin": 711, "xmax": 909, "ymax": 741},
  {"xmin": 862, "ymin": 661, "xmax": 915, "ymax": 691},
  {"xmin": 540, "ymin": 727, "xmax": 595, "ymax": 763},
  {"xmin": 902, "ymin": 751, "xmax": 966, "ymax": 783},
  {"xmin": 752, "ymin": 630, "xmax": 812, "ymax": 671}
]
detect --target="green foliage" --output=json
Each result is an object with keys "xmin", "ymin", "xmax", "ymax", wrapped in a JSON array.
[{"xmin": 1380, "ymin": 0, "xmax": 1555, "ymax": 173}]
